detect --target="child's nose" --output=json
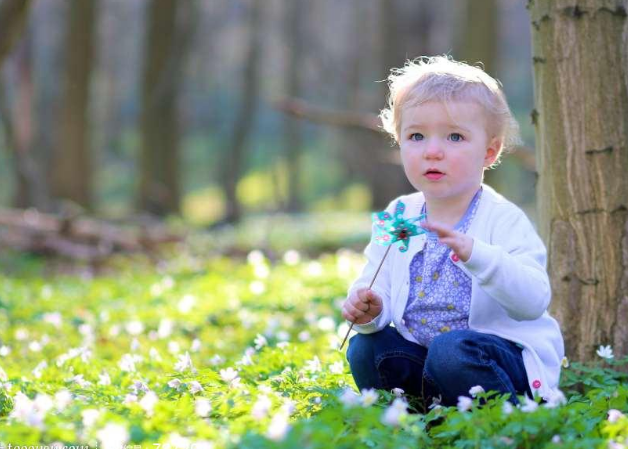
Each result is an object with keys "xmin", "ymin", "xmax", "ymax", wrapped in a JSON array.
[{"xmin": 424, "ymin": 139, "xmax": 444, "ymax": 159}]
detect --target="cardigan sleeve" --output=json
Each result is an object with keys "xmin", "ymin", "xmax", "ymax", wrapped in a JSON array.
[
  {"xmin": 346, "ymin": 199, "xmax": 399, "ymax": 333},
  {"xmin": 461, "ymin": 207, "xmax": 551, "ymax": 321}
]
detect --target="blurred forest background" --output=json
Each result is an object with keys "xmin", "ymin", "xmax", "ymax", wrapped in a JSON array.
[{"xmin": 0, "ymin": 0, "xmax": 537, "ymax": 232}]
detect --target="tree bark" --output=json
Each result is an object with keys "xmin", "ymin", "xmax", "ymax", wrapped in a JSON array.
[
  {"xmin": 283, "ymin": 0, "xmax": 304, "ymax": 213},
  {"xmin": 51, "ymin": 0, "xmax": 97, "ymax": 210},
  {"xmin": 529, "ymin": 0, "xmax": 628, "ymax": 361},
  {"xmin": 139, "ymin": 0, "xmax": 193, "ymax": 216},
  {"xmin": 220, "ymin": 0, "xmax": 262, "ymax": 224},
  {"xmin": 0, "ymin": 0, "xmax": 33, "ymax": 69}
]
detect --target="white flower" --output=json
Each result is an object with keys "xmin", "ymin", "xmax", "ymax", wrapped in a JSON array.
[
  {"xmin": 469, "ymin": 385, "xmax": 485, "ymax": 398},
  {"xmin": 317, "ymin": 317, "xmax": 336, "ymax": 332},
  {"xmin": 392, "ymin": 388, "xmax": 405, "ymax": 398},
  {"xmin": 158, "ymin": 319, "xmax": 174, "ymax": 339},
  {"xmin": 283, "ymin": 250, "xmax": 301, "ymax": 266},
  {"xmin": 220, "ymin": 367, "xmax": 239, "ymax": 383},
  {"xmin": 139, "ymin": 391, "xmax": 158, "ymax": 415},
  {"xmin": 0, "ymin": 345, "xmax": 10, "ymax": 356},
  {"xmin": 54, "ymin": 390, "xmax": 72, "ymax": 410},
  {"xmin": 561, "ymin": 357, "xmax": 570, "ymax": 368},
  {"xmin": 123, "ymin": 394, "xmax": 138, "ymax": 404},
  {"xmin": 252, "ymin": 395, "xmax": 273, "ymax": 420},
  {"xmin": 43, "ymin": 312, "xmax": 63, "ymax": 328},
  {"xmin": 0, "ymin": 366, "xmax": 7, "ymax": 382},
  {"xmin": 339, "ymin": 388, "xmax": 360, "ymax": 408},
  {"xmin": 10, "ymin": 392, "xmax": 52, "ymax": 429},
  {"xmin": 247, "ymin": 250, "xmax": 265, "ymax": 265},
  {"xmin": 552, "ymin": 435, "xmax": 562, "ymax": 444},
  {"xmin": 305, "ymin": 261, "xmax": 323, "ymax": 277},
  {"xmin": 81, "ymin": 409, "xmax": 100, "ymax": 428},
  {"xmin": 254, "ymin": 334, "xmax": 268, "ymax": 350},
  {"xmin": 71, "ymin": 374, "xmax": 92, "ymax": 388},
  {"xmin": 329, "ymin": 361, "xmax": 344, "ymax": 375},
  {"xmin": 520, "ymin": 395, "xmax": 539, "ymax": 413},
  {"xmin": 130, "ymin": 338, "xmax": 140, "ymax": 352},
  {"xmin": 96, "ymin": 423, "xmax": 129, "ymax": 449},
  {"xmin": 276, "ymin": 330, "xmax": 290, "ymax": 342},
  {"xmin": 597, "ymin": 345, "xmax": 614, "ymax": 360},
  {"xmin": 304, "ymin": 356, "xmax": 322, "ymax": 374},
  {"xmin": 608, "ymin": 409, "xmax": 626, "ymax": 423},
  {"xmin": 266, "ymin": 411, "xmax": 290, "ymax": 442},
  {"xmin": 168, "ymin": 433, "xmax": 191, "ymax": 449},
  {"xmin": 131, "ymin": 380, "xmax": 149, "ymax": 395},
  {"xmin": 168, "ymin": 379, "xmax": 182, "ymax": 390},
  {"xmin": 195, "ymin": 398, "xmax": 211, "ymax": 418},
  {"xmin": 98, "ymin": 372, "xmax": 111, "ymax": 386},
  {"xmin": 191, "ymin": 338, "xmax": 202, "ymax": 352},
  {"xmin": 457, "ymin": 396, "xmax": 473, "ymax": 412},
  {"xmin": 178, "ymin": 294, "xmax": 196, "ymax": 313},
  {"xmin": 189, "ymin": 381, "xmax": 204, "ymax": 394},
  {"xmin": 125, "ymin": 320, "xmax": 144, "ymax": 336},
  {"xmin": 543, "ymin": 390, "xmax": 567, "ymax": 409},
  {"xmin": 118, "ymin": 354, "xmax": 137, "ymax": 372},
  {"xmin": 277, "ymin": 342, "xmax": 290, "ymax": 350},
  {"xmin": 174, "ymin": 351, "xmax": 195, "ymax": 373},
  {"xmin": 209, "ymin": 354, "xmax": 225, "ymax": 366},
  {"xmin": 28, "ymin": 341, "xmax": 42, "ymax": 352},
  {"xmin": 32, "ymin": 361, "xmax": 47, "ymax": 379},
  {"xmin": 502, "ymin": 401, "xmax": 514, "ymax": 415},
  {"xmin": 298, "ymin": 331, "xmax": 311, "ymax": 342},
  {"xmin": 168, "ymin": 341, "xmax": 181, "ymax": 354},
  {"xmin": 381, "ymin": 398, "xmax": 408, "ymax": 426},
  {"xmin": 249, "ymin": 281, "xmax": 266, "ymax": 295},
  {"xmin": 254, "ymin": 264, "xmax": 270, "ymax": 279},
  {"xmin": 360, "ymin": 388, "xmax": 379, "ymax": 407},
  {"xmin": 149, "ymin": 347, "xmax": 161, "ymax": 361},
  {"xmin": 282, "ymin": 398, "xmax": 297, "ymax": 416}
]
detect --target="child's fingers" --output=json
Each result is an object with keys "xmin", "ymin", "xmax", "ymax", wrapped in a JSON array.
[{"xmin": 344, "ymin": 302, "xmax": 365, "ymax": 319}]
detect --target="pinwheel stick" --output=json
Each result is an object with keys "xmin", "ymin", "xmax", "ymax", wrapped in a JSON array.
[{"xmin": 339, "ymin": 245, "xmax": 392, "ymax": 351}]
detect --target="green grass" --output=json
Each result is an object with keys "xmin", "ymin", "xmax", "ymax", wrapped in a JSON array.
[{"xmin": 0, "ymin": 250, "xmax": 627, "ymax": 448}]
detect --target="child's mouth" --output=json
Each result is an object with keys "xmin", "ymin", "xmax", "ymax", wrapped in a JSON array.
[{"xmin": 424, "ymin": 169, "xmax": 445, "ymax": 180}]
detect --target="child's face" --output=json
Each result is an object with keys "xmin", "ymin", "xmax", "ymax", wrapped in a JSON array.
[{"xmin": 398, "ymin": 100, "xmax": 500, "ymax": 203}]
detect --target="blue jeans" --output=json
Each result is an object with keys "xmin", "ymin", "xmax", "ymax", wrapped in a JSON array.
[{"xmin": 346, "ymin": 326, "xmax": 531, "ymax": 407}]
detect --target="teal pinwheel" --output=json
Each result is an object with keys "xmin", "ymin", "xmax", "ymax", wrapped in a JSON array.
[
  {"xmin": 339, "ymin": 200, "xmax": 426, "ymax": 350},
  {"xmin": 372, "ymin": 200, "xmax": 426, "ymax": 252}
]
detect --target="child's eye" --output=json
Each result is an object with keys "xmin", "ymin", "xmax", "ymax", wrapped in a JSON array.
[
  {"xmin": 449, "ymin": 133, "xmax": 464, "ymax": 142},
  {"xmin": 409, "ymin": 133, "xmax": 424, "ymax": 141}
]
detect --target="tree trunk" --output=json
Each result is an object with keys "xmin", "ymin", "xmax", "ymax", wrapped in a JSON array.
[
  {"xmin": 529, "ymin": 0, "xmax": 628, "ymax": 361},
  {"xmin": 458, "ymin": 0, "xmax": 498, "ymax": 75},
  {"xmin": 283, "ymin": 0, "xmax": 304, "ymax": 213},
  {"xmin": 51, "ymin": 0, "xmax": 97, "ymax": 210},
  {"xmin": 0, "ymin": 0, "xmax": 33, "ymax": 69},
  {"xmin": 220, "ymin": 0, "xmax": 262, "ymax": 224},
  {"xmin": 0, "ymin": 36, "xmax": 51, "ymax": 211},
  {"xmin": 138, "ymin": 0, "xmax": 192, "ymax": 216}
]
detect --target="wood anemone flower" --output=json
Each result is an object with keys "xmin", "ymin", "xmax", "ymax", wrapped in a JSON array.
[{"xmin": 339, "ymin": 200, "xmax": 426, "ymax": 350}]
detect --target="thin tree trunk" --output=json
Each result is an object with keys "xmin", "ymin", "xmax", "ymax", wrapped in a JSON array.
[
  {"xmin": 459, "ymin": 0, "xmax": 498, "ymax": 75},
  {"xmin": 284, "ymin": 0, "xmax": 304, "ymax": 213},
  {"xmin": 221, "ymin": 0, "xmax": 262, "ymax": 224},
  {"xmin": 0, "ymin": 0, "xmax": 33, "ymax": 69},
  {"xmin": 529, "ymin": 0, "xmax": 628, "ymax": 361},
  {"xmin": 139, "ymin": 0, "xmax": 193, "ymax": 216},
  {"xmin": 0, "ymin": 36, "xmax": 51, "ymax": 211},
  {"xmin": 51, "ymin": 0, "xmax": 97, "ymax": 210}
]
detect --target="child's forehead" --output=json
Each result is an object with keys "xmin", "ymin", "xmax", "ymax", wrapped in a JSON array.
[{"xmin": 402, "ymin": 100, "xmax": 486, "ymax": 124}]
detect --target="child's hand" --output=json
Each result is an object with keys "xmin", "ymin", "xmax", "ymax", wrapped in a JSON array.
[
  {"xmin": 422, "ymin": 221, "xmax": 474, "ymax": 262},
  {"xmin": 342, "ymin": 288, "xmax": 383, "ymax": 325}
]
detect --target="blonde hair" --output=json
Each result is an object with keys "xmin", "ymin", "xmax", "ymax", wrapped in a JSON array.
[{"xmin": 379, "ymin": 56, "xmax": 521, "ymax": 163}]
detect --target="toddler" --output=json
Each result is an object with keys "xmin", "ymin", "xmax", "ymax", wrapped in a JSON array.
[{"xmin": 342, "ymin": 56, "xmax": 564, "ymax": 408}]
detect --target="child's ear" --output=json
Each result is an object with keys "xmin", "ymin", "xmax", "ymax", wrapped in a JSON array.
[{"xmin": 484, "ymin": 137, "xmax": 502, "ymax": 167}]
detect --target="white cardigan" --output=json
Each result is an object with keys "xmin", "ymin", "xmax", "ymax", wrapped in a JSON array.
[{"xmin": 349, "ymin": 185, "xmax": 564, "ymax": 400}]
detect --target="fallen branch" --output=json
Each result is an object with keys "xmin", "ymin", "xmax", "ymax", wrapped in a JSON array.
[{"xmin": 0, "ymin": 208, "xmax": 182, "ymax": 261}]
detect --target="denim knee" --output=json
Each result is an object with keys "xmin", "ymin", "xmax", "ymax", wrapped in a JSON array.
[
  {"xmin": 424, "ymin": 330, "xmax": 475, "ymax": 380},
  {"xmin": 346, "ymin": 333, "xmax": 376, "ymax": 367}
]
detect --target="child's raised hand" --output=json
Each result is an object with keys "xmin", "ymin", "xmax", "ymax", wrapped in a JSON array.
[
  {"xmin": 342, "ymin": 288, "xmax": 383, "ymax": 325},
  {"xmin": 422, "ymin": 221, "xmax": 474, "ymax": 262}
]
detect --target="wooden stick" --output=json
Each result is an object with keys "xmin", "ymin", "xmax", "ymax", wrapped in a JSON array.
[{"xmin": 339, "ymin": 244, "xmax": 392, "ymax": 351}]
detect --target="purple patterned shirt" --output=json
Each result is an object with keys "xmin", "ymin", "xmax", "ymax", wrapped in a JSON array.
[{"xmin": 402, "ymin": 188, "xmax": 482, "ymax": 347}]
